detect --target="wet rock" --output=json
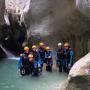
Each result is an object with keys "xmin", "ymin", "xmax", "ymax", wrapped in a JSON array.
[
  {"xmin": 27, "ymin": 0, "xmax": 90, "ymax": 59},
  {"xmin": 0, "ymin": 0, "xmax": 5, "ymax": 25},
  {"xmin": 76, "ymin": 0, "xmax": 90, "ymax": 16},
  {"xmin": 0, "ymin": 0, "xmax": 90, "ymax": 58},
  {"xmin": 0, "ymin": 0, "xmax": 27, "ymax": 56},
  {"xmin": 60, "ymin": 53, "xmax": 90, "ymax": 90},
  {"xmin": 0, "ymin": 22, "xmax": 26, "ymax": 56},
  {"xmin": 0, "ymin": 47, "xmax": 6, "ymax": 58}
]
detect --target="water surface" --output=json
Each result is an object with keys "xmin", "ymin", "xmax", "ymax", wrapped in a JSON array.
[{"xmin": 0, "ymin": 59, "xmax": 67, "ymax": 90}]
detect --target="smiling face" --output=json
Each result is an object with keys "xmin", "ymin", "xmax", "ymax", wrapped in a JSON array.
[
  {"xmin": 29, "ymin": 58, "xmax": 33, "ymax": 62},
  {"xmin": 40, "ymin": 45, "xmax": 45, "ymax": 49},
  {"xmin": 32, "ymin": 45, "xmax": 37, "ymax": 51},
  {"xmin": 65, "ymin": 46, "xmax": 69, "ymax": 50},
  {"xmin": 24, "ymin": 47, "xmax": 29, "ymax": 53},
  {"xmin": 32, "ymin": 48, "xmax": 37, "ymax": 51},
  {"xmin": 46, "ymin": 46, "xmax": 50, "ymax": 52},
  {"xmin": 28, "ymin": 54, "xmax": 33, "ymax": 62},
  {"xmin": 25, "ymin": 50, "xmax": 29, "ymax": 53}
]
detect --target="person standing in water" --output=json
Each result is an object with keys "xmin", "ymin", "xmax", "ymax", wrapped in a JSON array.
[
  {"xmin": 63, "ymin": 43, "xmax": 74, "ymax": 74},
  {"xmin": 38, "ymin": 42, "xmax": 46, "ymax": 69},
  {"xmin": 18, "ymin": 46, "xmax": 30, "ymax": 75},
  {"xmin": 45, "ymin": 46, "xmax": 53, "ymax": 72},
  {"xmin": 32, "ymin": 45, "xmax": 42, "ymax": 76},
  {"xmin": 28, "ymin": 54, "xmax": 35, "ymax": 75},
  {"xmin": 56, "ymin": 42, "xmax": 65, "ymax": 72}
]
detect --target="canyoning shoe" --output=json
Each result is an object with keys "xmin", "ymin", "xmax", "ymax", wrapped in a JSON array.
[
  {"xmin": 20, "ymin": 67, "xmax": 26, "ymax": 76},
  {"xmin": 46, "ymin": 66, "xmax": 49, "ymax": 71},
  {"xmin": 46, "ymin": 65, "xmax": 52, "ymax": 72},
  {"xmin": 33, "ymin": 64, "xmax": 42, "ymax": 76},
  {"xmin": 48, "ymin": 66, "xmax": 52, "ymax": 72}
]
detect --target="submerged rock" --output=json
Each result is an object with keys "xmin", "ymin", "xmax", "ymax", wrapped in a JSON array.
[{"xmin": 60, "ymin": 53, "xmax": 90, "ymax": 90}]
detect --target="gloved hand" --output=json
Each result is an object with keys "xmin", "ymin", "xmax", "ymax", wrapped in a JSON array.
[
  {"xmin": 48, "ymin": 56, "xmax": 51, "ymax": 58},
  {"xmin": 68, "ymin": 64, "xmax": 71, "ymax": 69}
]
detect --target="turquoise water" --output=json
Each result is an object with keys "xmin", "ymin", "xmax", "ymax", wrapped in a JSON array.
[{"xmin": 0, "ymin": 59, "xmax": 67, "ymax": 90}]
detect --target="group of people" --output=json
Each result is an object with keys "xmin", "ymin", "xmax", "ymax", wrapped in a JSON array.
[
  {"xmin": 56, "ymin": 42, "xmax": 73, "ymax": 73},
  {"xmin": 18, "ymin": 42, "xmax": 73, "ymax": 76}
]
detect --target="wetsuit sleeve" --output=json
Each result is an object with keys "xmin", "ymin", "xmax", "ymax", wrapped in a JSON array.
[
  {"xmin": 18, "ymin": 57, "xmax": 22, "ymax": 69},
  {"xmin": 70, "ymin": 50, "xmax": 73, "ymax": 65}
]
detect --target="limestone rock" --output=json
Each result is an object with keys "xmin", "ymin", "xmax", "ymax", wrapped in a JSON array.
[
  {"xmin": 76, "ymin": 0, "xmax": 90, "ymax": 16},
  {"xmin": 0, "ymin": 0, "xmax": 90, "ymax": 58},
  {"xmin": 69, "ymin": 52, "xmax": 90, "ymax": 76},
  {"xmin": 60, "ymin": 53, "xmax": 90, "ymax": 90}
]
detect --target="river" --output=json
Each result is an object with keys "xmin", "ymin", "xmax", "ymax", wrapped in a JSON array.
[{"xmin": 0, "ymin": 59, "xmax": 67, "ymax": 90}]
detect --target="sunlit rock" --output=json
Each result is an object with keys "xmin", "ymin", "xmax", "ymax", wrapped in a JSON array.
[
  {"xmin": 60, "ymin": 53, "xmax": 90, "ymax": 90},
  {"xmin": 69, "ymin": 52, "xmax": 90, "ymax": 76},
  {"xmin": 5, "ymin": 0, "xmax": 31, "ymax": 24}
]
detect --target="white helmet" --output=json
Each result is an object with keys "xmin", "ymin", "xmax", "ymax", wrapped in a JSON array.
[{"xmin": 58, "ymin": 42, "xmax": 62, "ymax": 46}]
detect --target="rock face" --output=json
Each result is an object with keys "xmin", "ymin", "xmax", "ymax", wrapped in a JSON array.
[
  {"xmin": 0, "ymin": 0, "xmax": 5, "ymax": 25},
  {"xmin": 0, "ymin": 47, "xmax": 6, "ymax": 58},
  {"xmin": 76, "ymin": 0, "xmax": 90, "ymax": 16},
  {"xmin": 60, "ymin": 53, "xmax": 90, "ymax": 90},
  {"xmin": 0, "ymin": 0, "xmax": 28, "ymax": 57},
  {"xmin": 28, "ymin": 0, "xmax": 90, "ymax": 59},
  {"xmin": 69, "ymin": 52, "xmax": 90, "ymax": 76},
  {"xmin": 0, "ymin": 0, "xmax": 90, "ymax": 58}
]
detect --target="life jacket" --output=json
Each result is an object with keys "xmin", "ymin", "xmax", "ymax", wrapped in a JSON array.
[
  {"xmin": 45, "ymin": 51, "xmax": 52, "ymax": 59},
  {"xmin": 64, "ymin": 48, "xmax": 71, "ymax": 62},
  {"xmin": 45, "ymin": 51, "xmax": 53, "ymax": 65},
  {"xmin": 57, "ymin": 48, "xmax": 64, "ymax": 59},
  {"xmin": 28, "ymin": 60, "xmax": 34, "ymax": 69},
  {"xmin": 32, "ymin": 50, "xmax": 40, "ymax": 62},
  {"xmin": 38, "ymin": 47, "xmax": 45, "ymax": 59},
  {"xmin": 22, "ymin": 52, "xmax": 29, "ymax": 66}
]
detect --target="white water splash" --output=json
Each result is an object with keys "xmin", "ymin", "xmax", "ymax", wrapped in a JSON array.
[
  {"xmin": 0, "ymin": 44, "xmax": 15, "ymax": 58},
  {"xmin": 8, "ymin": 57, "xmax": 20, "ymax": 61}
]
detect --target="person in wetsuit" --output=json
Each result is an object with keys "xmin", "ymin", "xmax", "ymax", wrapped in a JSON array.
[
  {"xmin": 45, "ymin": 46, "xmax": 53, "ymax": 72},
  {"xmin": 32, "ymin": 45, "xmax": 41, "ymax": 76},
  {"xmin": 18, "ymin": 46, "xmax": 30, "ymax": 75},
  {"xmin": 63, "ymin": 43, "xmax": 73, "ymax": 74},
  {"xmin": 56, "ymin": 43, "xmax": 65, "ymax": 72}
]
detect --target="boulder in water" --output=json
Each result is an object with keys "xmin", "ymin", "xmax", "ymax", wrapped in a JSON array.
[{"xmin": 60, "ymin": 53, "xmax": 90, "ymax": 90}]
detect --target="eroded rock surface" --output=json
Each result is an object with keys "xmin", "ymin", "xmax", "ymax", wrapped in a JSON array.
[
  {"xmin": 0, "ymin": 0, "xmax": 90, "ymax": 58},
  {"xmin": 60, "ymin": 53, "xmax": 90, "ymax": 90}
]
